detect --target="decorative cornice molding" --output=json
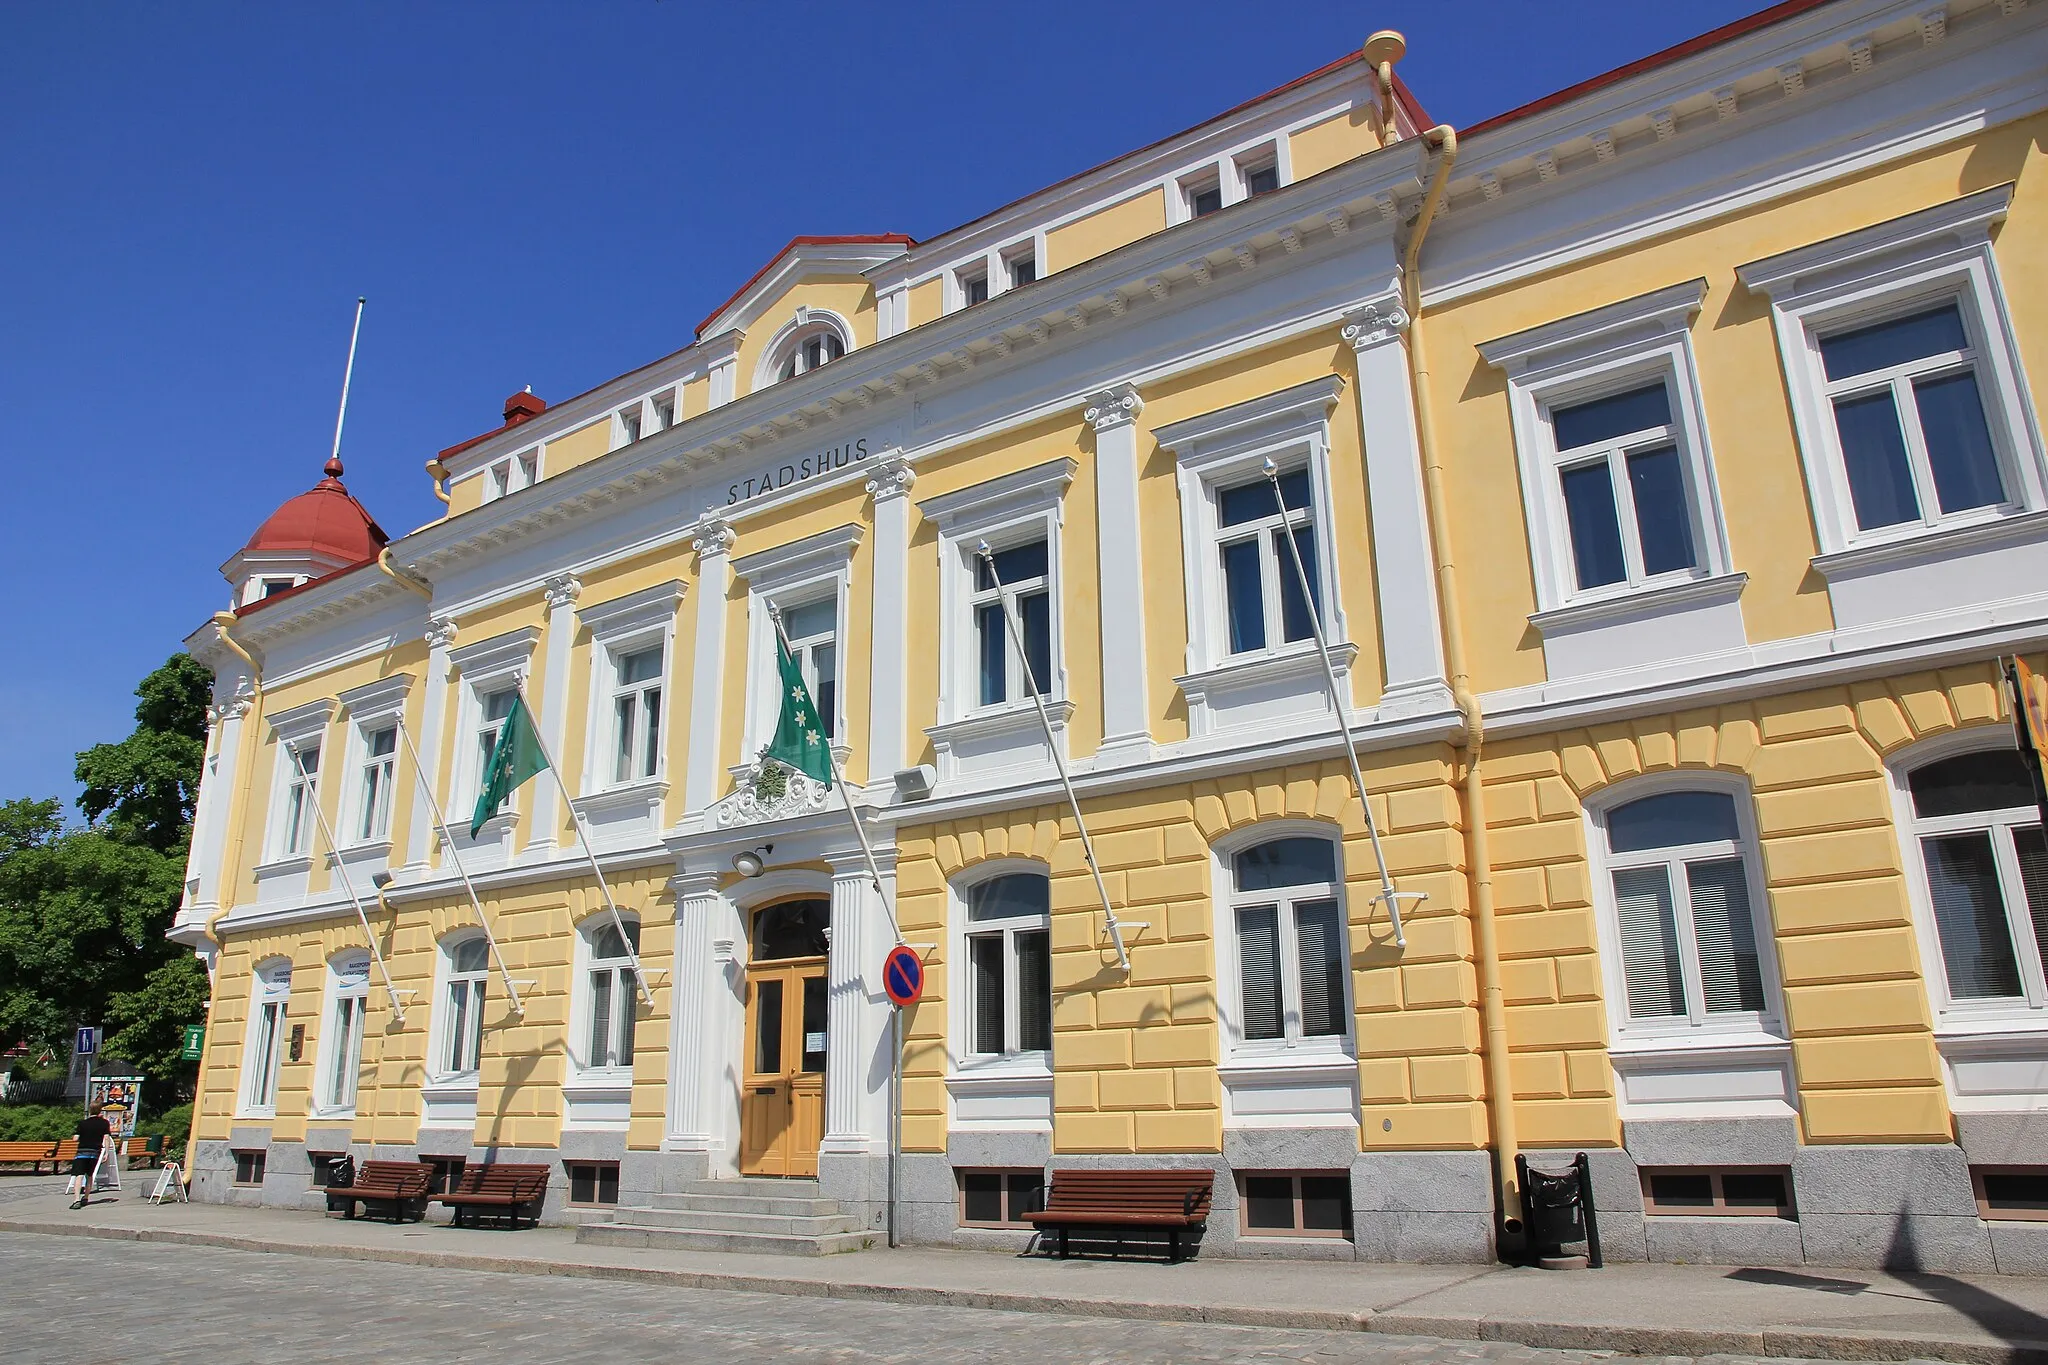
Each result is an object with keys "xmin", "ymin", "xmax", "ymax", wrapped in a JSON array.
[
  {"xmin": 1082, "ymin": 383, "xmax": 1145, "ymax": 434},
  {"xmin": 1340, "ymin": 296, "xmax": 1411, "ymax": 352}
]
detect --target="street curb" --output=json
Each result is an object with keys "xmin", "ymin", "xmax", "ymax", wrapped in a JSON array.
[{"xmin": 4, "ymin": 1216, "xmax": 2044, "ymax": 1364}]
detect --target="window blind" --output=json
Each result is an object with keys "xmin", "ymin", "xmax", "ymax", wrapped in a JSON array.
[
  {"xmin": 1237, "ymin": 905, "xmax": 1283, "ymax": 1040},
  {"xmin": 1295, "ymin": 900, "xmax": 1345, "ymax": 1037},
  {"xmin": 2016, "ymin": 826, "xmax": 2048, "ymax": 982},
  {"xmin": 1613, "ymin": 865, "xmax": 1685, "ymax": 1019},
  {"xmin": 1686, "ymin": 857, "xmax": 1765, "ymax": 1014},
  {"xmin": 971, "ymin": 934, "xmax": 1005, "ymax": 1053},
  {"xmin": 1015, "ymin": 929, "xmax": 1051, "ymax": 1052},
  {"xmin": 1923, "ymin": 832, "xmax": 2023, "ymax": 998}
]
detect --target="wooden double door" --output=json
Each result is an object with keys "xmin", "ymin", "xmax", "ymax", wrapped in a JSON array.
[{"xmin": 737, "ymin": 894, "xmax": 838, "ymax": 1176}]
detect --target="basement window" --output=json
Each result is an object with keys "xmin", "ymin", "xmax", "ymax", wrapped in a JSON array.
[
  {"xmin": 232, "ymin": 1149, "xmax": 267, "ymax": 1187},
  {"xmin": 567, "ymin": 1161, "xmax": 621, "ymax": 1207},
  {"xmin": 423, "ymin": 1154, "xmax": 466, "ymax": 1196},
  {"xmin": 1641, "ymin": 1167, "xmax": 1793, "ymax": 1218},
  {"xmin": 1240, "ymin": 1172, "xmax": 1352, "ymax": 1238},
  {"xmin": 1974, "ymin": 1168, "xmax": 2048, "ymax": 1222},
  {"xmin": 307, "ymin": 1151, "xmax": 347, "ymax": 1187},
  {"xmin": 958, "ymin": 1169, "xmax": 1044, "ymax": 1228}
]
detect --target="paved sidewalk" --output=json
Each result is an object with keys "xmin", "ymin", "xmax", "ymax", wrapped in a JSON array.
[{"xmin": 4, "ymin": 1179, "xmax": 2048, "ymax": 1364}]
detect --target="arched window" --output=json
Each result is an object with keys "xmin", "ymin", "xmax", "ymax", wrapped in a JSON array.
[
  {"xmin": 962, "ymin": 871, "xmax": 1051, "ymax": 1059},
  {"xmin": 752, "ymin": 898, "xmax": 829, "ymax": 960},
  {"xmin": 319, "ymin": 952, "xmax": 370, "ymax": 1113},
  {"xmin": 441, "ymin": 937, "xmax": 490, "ymax": 1075},
  {"xmin": 584, "ymin": 919, "xmax": 641, "ymax": 1070},
  {"xmin": 242, "ymin": 960, "xmax": 293, "ymax": 1113},
  {"xmin": 776, "ymin": 324, "xmax": 846, "ymax": 383},
  {"xmin": 1903, "ymin": 747, "xmax": 2048, "ymax": 1011},
  {"xmin": 1597, "ymin": 789, "xmax": 1770, "ymax": 1032},
  {"xmin": 1229, "ymin": 836, "xmax": 1346, "ymax": 1047}
]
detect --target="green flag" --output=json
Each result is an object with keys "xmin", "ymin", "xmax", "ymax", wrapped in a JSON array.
[
  {"xmin": 471, "ymin": 693, "xmax": 547, "ymax": 837},
  {"xmin": 763, "ymin": 636, "xmax": 833, "ymax": 783}
]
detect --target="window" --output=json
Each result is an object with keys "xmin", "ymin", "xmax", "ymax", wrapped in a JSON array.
[
  {"xmin": 1230, "ymin": 837, "xmax": 1347, "ymax": 1048},
  {"xmin": 233, "ymin": 1149, "xmax": 267, "ymax": 1186},
  {"xmin": 1903, "ymin": 748, "xmax": 2048, "ymax": 1015},
  {"xmin": 652, "ymin": 391, "xmax": 675, "ymax": 431},
  {"xmin": 619, "ymin": 405, "xmax": 643, "ymax": 445},
  {"xmin": 279, "ymin": 741, "xmax": 320, "ymax": 858},
  {"xmin": 959, "ymin": 1169, "xmax": 1044, "ymax": 1227},
  {"xmin": 777, "ymin": 328, "xmax": 845, "ymax": 382},
  {"xmin": 585, "ymin": 919, "xmax": 640, "ymax": 1070},
  {"xmin": 518, "ymin": 450, "xmax": 540, "ymax": 488},
  {"xmin": 356, "ymin": 725, "xmax": 396, "ymax": 843},
  {"xmin": 1641, "ymin": 1167, "xmax": 1793, "ymax": 1218},
  {"xmin": 260, "ymin": 577, "xmax": 296, "ymax": 599},
  {"xmin": 308, "ymin": 1152, "xmax": 348, "ymax": 1188},
  {"xmin": 1187, "ymin": 178, "xmax": 1222, "ymax": 219},
  {"xmin": 1007, "ymin": 252, "xmax": 1037, "ymax": 289},
  {"xmin": 1240, "ymin": 1172, "xmax": 1352, "ymax": 1238},
  {"xmin": 320, "ymin": 953, "xmax": 370, "ymax": 1112},
  {"xmin": 779, "ymin": 599, "xmax": 838, "ymax": 741},
  {"xmin": 1241, "ymin": 161, "xmax": 1280, "ymax": 198},
  {"xmin": 962, "ymin": 873, "xmax": 1051, "ymax": 1059},
  {"xmin": 1549, "ymin": 382, "xmax": 1701, "ymax": 593},
  {"xmin": 1973, "ymin": 1167, "xmax": 2048, "ymax": 1222},
  {"xmin": 1598, "ymin": 790, "xmax": 1772, "ymax": 1034},
  {"xmin": 242, "ymin": 961, "xmax": 291, "ymax": 1113},
  {"xmin": 959, "ymin": 266, "xmax": 989, "ymax": 308},
  {"xmin": 972, "ymin": 540, "xmax": 1051, "ymax": 708},
  {"xmin": 568, "ymin": 1161, "xmax": 621, "ymax": 1207},
  {"xmin": 423, "ymin": 1154, "xmax": 466, "ymax": 1195},
  {"xmin": 1215, "ymin": 467, "xmax": 1320, "ymax": 655},
  {"xmin": 608, "ymin": 646, "xmax": 663, "ymax": 785},
  {"xmin": 487, "ymin": 462, "xmax": 511, "ymax": 502},
  {"xmin": 441, "ymin": 937, "xmax": 490, "ymax": 1075},
  {"xmin": 473, "ymin": 689, "xmax": 516, "ymax": 814},
  {"xmin": 1818, "ymin": 304, "xmax": 2009, "ymax": 534}
]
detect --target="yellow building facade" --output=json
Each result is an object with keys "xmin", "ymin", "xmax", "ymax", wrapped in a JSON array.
[{"xmin": 178, "ymin": 0, "xmax": 2048, "ymax": 1268}]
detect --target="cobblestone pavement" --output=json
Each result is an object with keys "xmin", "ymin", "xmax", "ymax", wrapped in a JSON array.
[
  {"xmin": 0, "ymin": 1177, "xmax": 67, "ymax": 1207},
  {"xmin": 0, "ymin": 1231, "xmax": 1883, "ymax": 1365}
]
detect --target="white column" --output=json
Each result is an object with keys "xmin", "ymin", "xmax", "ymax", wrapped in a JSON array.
[
  {"xmin": 821, "ymin": 865, "xmax": 890, "ymax": 1154},
  {"xmin": 1343, "ymin": 297, "xmax": 1452, "ymax": 720},
  {"xmin": 530, "ymin": 574, "xmax": 581, "ymax": 855},
  {"xmin": 1085, "ymin": 384, "xmax": 1153, "ymax": 763},
  {"xmin": 666, "ymin": 871, "xmax": 739, "ymax": 1165},
  {"xmin": 864, "ymin": 453, "xmax": 915, "ymax": 791},
  {"xmin": 403, "ymin": 616, "xmax": 459, "ymax": 876},
  {"xmin": 684, "ymin": 512, "xmax": 735, "ymax": 814},
  {"xmin": 182, "ymin": 684, "xmax": 248, "ymax": 915}
]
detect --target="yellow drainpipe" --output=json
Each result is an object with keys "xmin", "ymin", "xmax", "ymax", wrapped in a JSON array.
[
  {"xmin": 425, "ymin": 459, "xmax": 452, "ymax": 515},
  {"xmin": 377, "ymin": 547, "xmax": 433, "ymax": 599},
  {"xmin": 1398, "ymin": 122, "xmax": 1524, "ymax": 1242}
]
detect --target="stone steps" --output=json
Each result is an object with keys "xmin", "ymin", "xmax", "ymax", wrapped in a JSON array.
[{"xmin": 575, "ymin": 1177, "xmax": 873, "ymax": 1257}]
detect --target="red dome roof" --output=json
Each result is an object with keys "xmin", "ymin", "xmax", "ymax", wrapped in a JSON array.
[{"xmin": 243, "ymin": 458, "xmax": 389, "ymax": 562}]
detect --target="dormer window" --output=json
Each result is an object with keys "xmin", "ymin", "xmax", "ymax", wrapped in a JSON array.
[
  {"xmin": 960, "ymin": 266, "xmax": 990, "ymax": 307},
  {"xmin": 652, "ymin": 391, "xmax": 675, "ymax": 431},
  {"xmin": 1242, "ymin": 160, "xmax": 1280, "ymax": 198},
  {"xmin": 1006, "ymin": 250, "xmax": 1037, "ymax": 290},
  {"xmin": 776, "ymin": 326, "xmax": 846, "ymax": 382},
  {"xmin": 619, "ymin": 406, "xmax": 643, "ymax": 444},
  {"xmin": 1187, "ymin": 177, "xmax": 1223, "ymax": 219}
]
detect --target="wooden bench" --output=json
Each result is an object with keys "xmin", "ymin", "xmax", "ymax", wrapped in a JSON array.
[
  {"xmin": 1027, "ymin": 1169, "xmax": 1214, "ymax": 1262},
  {"xmin": 125, "ymin": 1135, "xmax": 165, "ymax": 1169},
  {"xmin": 0, "ymin": 1139, "xmax": 78, "ymax": 1175},
  {"xmin": 435, "ymin": 1162, "xmax": 550, "ymax": 1229},
  {"xmin": 325, "ymin": 1160, "xmax": 434, "ymax": 1223}
]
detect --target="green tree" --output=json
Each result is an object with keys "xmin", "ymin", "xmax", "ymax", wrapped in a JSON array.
[{"xmin": 0, "ymin": 654, "xmax": 213, "ymax": 1104}]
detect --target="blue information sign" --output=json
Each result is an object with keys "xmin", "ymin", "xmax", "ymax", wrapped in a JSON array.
[
  {"xmin": 882, "ymin": 945, "xmax": 924, "ymax": 1008},
  {"xmin": 75, "ymin": 1027, "xmax": 99, "ymax": 1057}
]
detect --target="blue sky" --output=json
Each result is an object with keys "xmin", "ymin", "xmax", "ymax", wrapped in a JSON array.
[{"xmin": 0, "ymin": 0, "xmax": 1769, "ymax": 813}]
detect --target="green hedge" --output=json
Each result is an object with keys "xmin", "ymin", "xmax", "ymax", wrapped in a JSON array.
[{"xmin": 0, "ymin": 1100, "xmax": 191, "ymax": 1152}]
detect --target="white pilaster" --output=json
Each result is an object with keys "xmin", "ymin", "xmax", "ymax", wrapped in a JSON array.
[
  {"xmin": 666, "ymin": 871, "xmax": 740, "ymax": 1169},
  {"xmin": 1343, "ymin": 297, "xmax": 1452, "ymax": 719},
  {"xmin": 864, "ymin": 452, "xmax": 916, "ymax": 790},
  {"xmin": 531, "ymin": 574, "xmax": 581, "ymax": 855},
  {"xmin": 685, "ymin": 512, "xmax": 735, "ymax": 813},
  {"xmin": 403, "ymin": 616, "xmax": 459, "ymax": 876},
  {"xmin": 821, "ymin": 864, "xmax": 890, "ymax": 1154},
  {"xmin": 1084, "ymin": 384, "xmax": 1153, "ymax": 763},
  {"xmin": 180, "ymin": 682, "xmax": 249, "ymax": 924}
]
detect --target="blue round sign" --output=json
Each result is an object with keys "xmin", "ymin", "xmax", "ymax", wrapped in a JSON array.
[{"xmin": 882, "ymin": 945, "xmax": 924, "ymax": 1007}]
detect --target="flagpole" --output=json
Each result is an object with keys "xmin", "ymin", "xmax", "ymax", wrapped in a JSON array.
[
  {"xmin": 510, "ymin": 682, "xmax": 657, "ymax": 1008},
  {"xmin": 393, "ymin": 718, "xmax": 526, "ymax": 1017},
  {"xmin": 1261, "ymin": 458, "xmax": 1413, "ymax": 947},
  {"xmin": 767, "ymin": 606, "xmax": 905, "ymax": 948},
  {"xmin": 971, "ymin": 544, "xmax": 1131, "ymax": 973},
  {"xmin": 283, "ymin": 742, "xmax": 407, "ymax": 1023}
]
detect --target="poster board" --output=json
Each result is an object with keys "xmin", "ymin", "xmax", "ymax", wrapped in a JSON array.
[{"xmin": 88, "ymin": 1074, "xmax": 143, "ymax": 1140}]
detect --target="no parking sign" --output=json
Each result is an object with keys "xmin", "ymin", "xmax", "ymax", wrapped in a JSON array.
[{"xmin": 882, "ymin": 945, "xmax": 923, "ymax": 1008}]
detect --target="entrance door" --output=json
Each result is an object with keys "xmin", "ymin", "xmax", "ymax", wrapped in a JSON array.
[{"xmin": 739, "ymin": 899, "xmax": 830, "ymax": 1177}]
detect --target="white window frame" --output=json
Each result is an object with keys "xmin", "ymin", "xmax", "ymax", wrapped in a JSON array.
[
  {"xmin": 734, "ymin": 527, "xmax": 861, "ymax": 766},
  {"xmin": 238, "ymin": 958, "xmax": 293, "ymax": 1118},
  {"xmin": 336, "ymin": 674, "xmax": 412, "ymax": 854},
  {"xmin": 615, "ymin": 402, "xmax": 643, "ymax": 447},
  {"xmin": 1168, "ymin": 136, "xmax": 1291, "ymax": 225},
  {"xmin": 1479, "ymin": 280, "xmax": 1734, "ymax": 615},
  {"xmin": 941, "ymin": 233, "xmax": 1049, "ymax": 315},
  {"xmin": 262, "ymin": 699, "xmax": 335, "ymax": 867},
  {"xmin": 956, "ymin": 261, "xmax": 990, "ymax": 309},
  {"xmin": 313, "ymin": 951, "xmax": 371, "ymax": 1117},
  {"xmin": 755, "ymin": 307, "xmax": 855, "ymax": 389},
  {"xmin": 1738, "ymin": 186, "xmax": 2045, "ymax": 560},
  {"xmin": 951, "ymin": 862, "xmax": 1053, "ymax": 1067},
  {"xmin": 431, "ymin": 933, "xmax": 491, "ymax": 1081},
  {"xmin": 575, "ymin": 581, "xmax": 684, "ymax": 796},
  {"xmin": 572, "ymin": 914, "xmax": 641, "ymax": 1076},
  {"xmin": 650, "ymin": 390, "xmax": 676, "ymax": 432},
  {"xmin": 447, "ymin": 627, "xmax": 541, "ymax": 837},
  {"xmin": 1211, "ymin": 822, "xmax": 1355, "ymax": 1062},
  {"xmin": 1585, "ymin": 774, "xmax": 1785, "ymax": 1048},
  {"xmin": 1890, "ymin": 730, "xmax": 2048, "ymax": 1035}
]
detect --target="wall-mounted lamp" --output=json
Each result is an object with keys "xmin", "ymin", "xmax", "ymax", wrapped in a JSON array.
[
  {"xmin": 731, "ymin": 844, "xmax": 774, "ymax": 879},
  {"xmin": 370, "ymin": 869, "xmax": 396, "ymax": 913}
]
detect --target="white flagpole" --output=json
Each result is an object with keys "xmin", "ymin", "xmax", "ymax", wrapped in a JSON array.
[
  {"xmin": 510, "ymin": 682, "xmax": 657, "ymax": 1008},
  {"xmin": 393, "ymin": 718, "xmax": 526, "ymax": 1017},
  {"xmin": 971, "ymin": 543, "xmax": 1131, "ymax": 973},
  {"xmin": 767, "ymin": 606, "xmax": 905, "ymax": 947},
  {"xmin": 330, "ymin": 297, "xmax": 366, "ymax": 466},
  {"xmin": 282, "ymin": 741, "xmax": 409, "ymax": 1022},
  {"xmin": 1260, "ymin": 458, "xmax": 1415, "ymax": 946}
]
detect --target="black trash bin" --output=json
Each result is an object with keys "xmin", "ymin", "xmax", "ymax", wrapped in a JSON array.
[
  {"xmin": 1515, "ymin": 1151, "xmax": 1602, "ymax": 1268},
  {"xmin": 324, "ymin": 1154, "xmax": 356, "ymax": 1216}
]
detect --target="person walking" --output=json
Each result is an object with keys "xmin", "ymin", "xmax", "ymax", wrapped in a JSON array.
[{"xmin": 66, "ymin": 1103, "xmax": 112, "ymax": 1210}]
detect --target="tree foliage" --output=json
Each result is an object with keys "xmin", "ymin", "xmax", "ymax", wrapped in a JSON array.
[{"xmin": 0, "ymin": 654, "xmax": 213, "ymax": 1104}]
